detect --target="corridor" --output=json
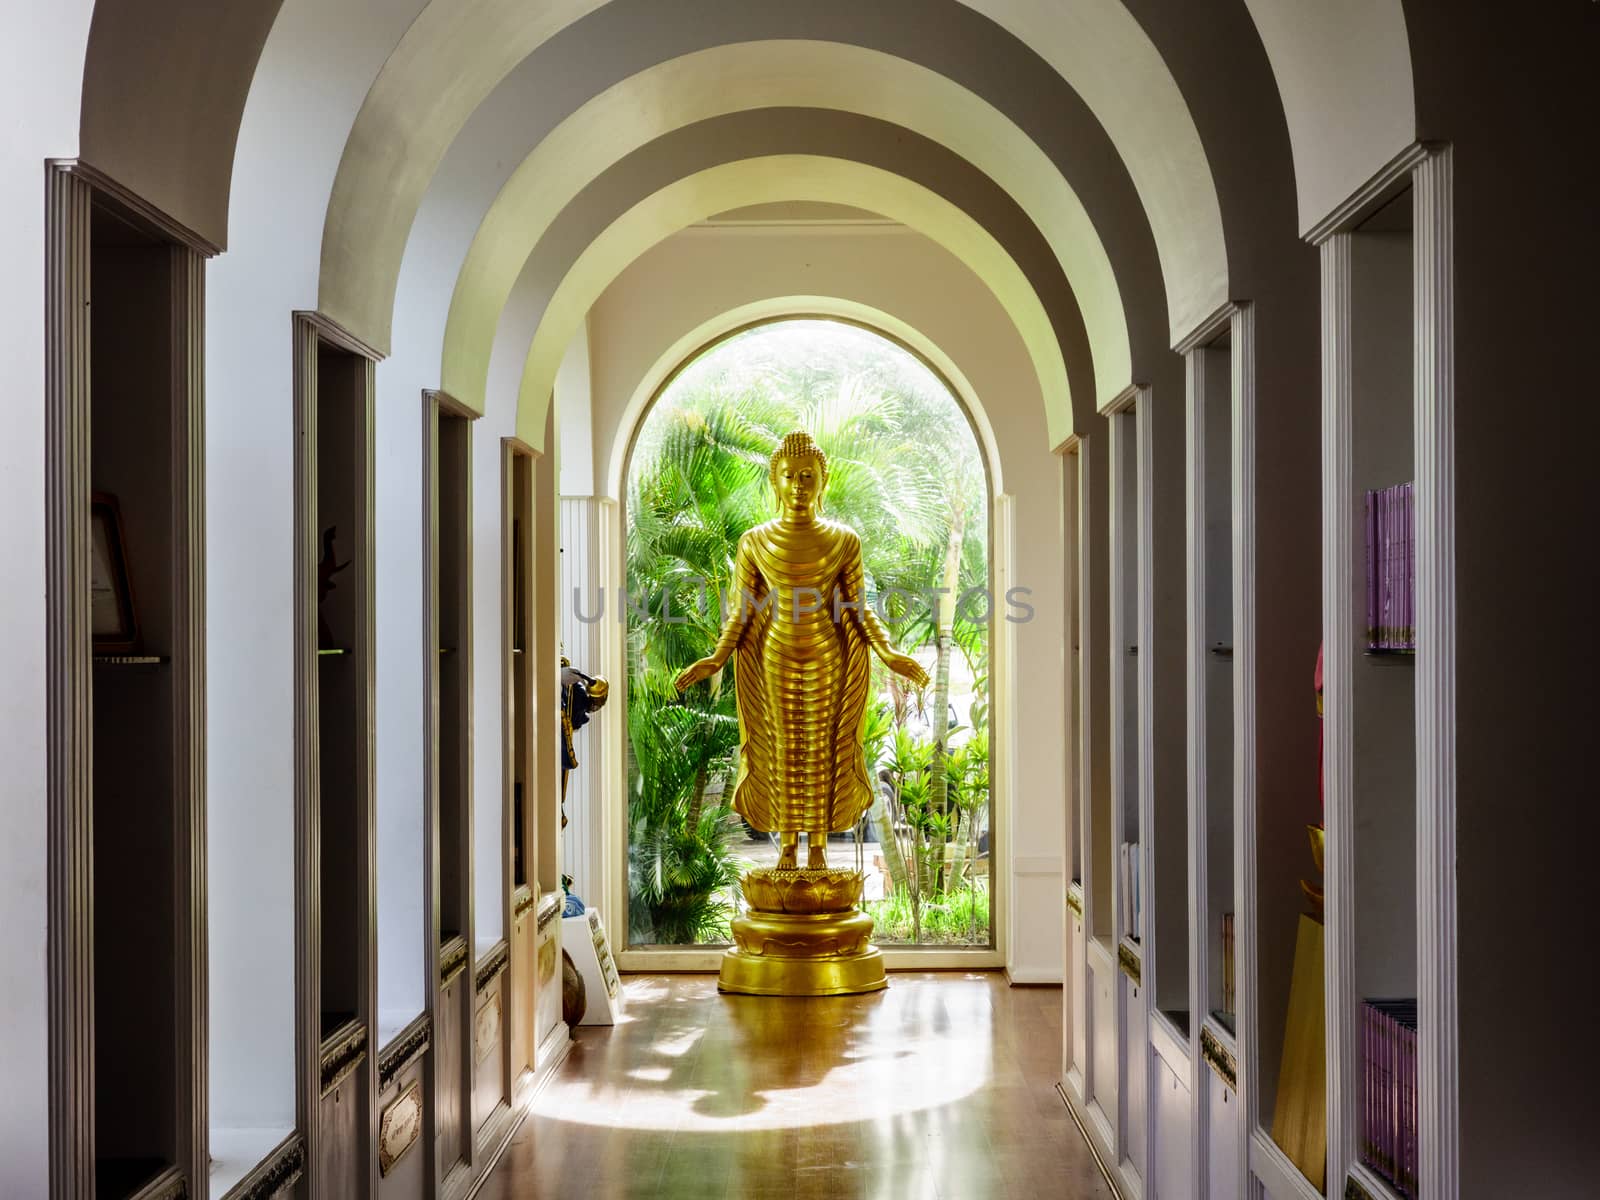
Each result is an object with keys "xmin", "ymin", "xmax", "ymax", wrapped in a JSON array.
[{"xmin": 478, "ymin": 974, "xmax": 1110, "ymax": 1199}]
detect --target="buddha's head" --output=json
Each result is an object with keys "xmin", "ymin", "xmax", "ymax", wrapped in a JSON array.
[{"xmin": 769, "ymin": 430, "xmax": 828, "ymax": 519}]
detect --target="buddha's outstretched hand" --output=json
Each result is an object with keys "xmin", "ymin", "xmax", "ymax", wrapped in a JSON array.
[
  {"xmin": 885, "ymin": 652, "xmax": 930, "ymax": 690},
  {"xmin": 675, "ymin": 657, "xmax": 721, "ymax": 691}
]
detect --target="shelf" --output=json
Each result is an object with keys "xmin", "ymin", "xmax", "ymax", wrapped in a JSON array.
[
  {"xmin": 439, "ymin": 646, "xmax": 457, "ymax": 654},
  {"xmin": 93, "ymin": 1156, "xmax": 168, "ymax": 1200},
  {"xmin": 208, "ymin": 1126, "xmax": 295, "ymax": 1200},
  {"xmin": 316, "ymin": 647, "xmax": 349, "ymax": 657},
  {"xmin": 1209, "ymin": 645, "xmax": 1234, "ymax": 658},
  {"xmin": 1158, "ymin": 1008, "xmax": 1191, "ymax": 1040},
  {"xmin": 1363, "ymin": 648, "xmax": 1415, "ymax": 661},
  {"xmin": 1208, "ymin": 1008, "xmax": 1238, "ymax": 1039},
  {"xmin": 319, "ymin": 1010, "xmax": 357, "ymax": 1042},
  {"xmin": 1346, "ymin": 1162, "xmax": 1409, "ymax": 1200},
  {"xmin": 93, "ymin": 654, "xmax": 168, "ymax": 666},
  {"xmin": 1250, "ymin": 1126, "xmax": 1326, "ymax": 1200}
]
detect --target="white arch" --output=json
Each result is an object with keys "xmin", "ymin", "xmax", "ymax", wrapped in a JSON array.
[
  {"xmin": 956, "ymin": 0, "xmax": 1228, "ymax": 341},
  {"xmin": 1240, "ymin": 0, "xmax": 1416, "ymax": 232},
  {"xmin": 604, "ymin": 298, "xmax": 1006, "ymax": 500},
  {"xmin": 319, "ymin": 0, "xmax": 1224, "ymax": 356},
  {"xmin": 495, "ymin": 155, "xmax": 1071, "ymax": 449},
  {"xmin": 417, "ymin": 41, "xmax": 1130, "ymax": 416}
]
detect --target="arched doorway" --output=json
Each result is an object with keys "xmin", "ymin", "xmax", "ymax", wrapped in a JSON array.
[{"xmin": 620, "ymin": 318, "xmax": 997, "ymax": 951}]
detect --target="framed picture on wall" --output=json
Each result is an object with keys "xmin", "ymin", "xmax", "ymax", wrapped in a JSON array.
[{"xmin": 90, "ymin": 492, "xmax": 139, "ymax": 651}]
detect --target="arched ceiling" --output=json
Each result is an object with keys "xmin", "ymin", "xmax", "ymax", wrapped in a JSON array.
[
  {"xmin": 603, "ymin": 297, "xmax": 1009, "ymax": 500},
  {"xmin": 954, "ymin": 0, "xmax": 1225, "ymax": 338},
  {"xmin": 319, "ymin": 0, "xmax": 1222, "ymax": 350},
  {"xmin": 426, "ymin": 40, "xmax": 1130, "ymax": 419},
  {"xmin": 1241, "ymin": 0, "xmax": 1415, "ymax": 234},
  {"xmin": 492, "ymin": 154, "xmax": 1071, "ymax": 450},
  {"xmin": 70, "ymin": 0, "xmax": 1418, "ymax": 438}
]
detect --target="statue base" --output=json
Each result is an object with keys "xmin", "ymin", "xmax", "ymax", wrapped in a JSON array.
[{"xmin": 718, "ymin": 867, "xmax": 887, "ymax": 997}]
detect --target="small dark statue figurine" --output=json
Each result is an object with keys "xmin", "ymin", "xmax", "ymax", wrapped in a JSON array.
[
  {"xmin": 560, "ymin": 948, "xmax": 586, "ymax": 1038},
  {"xmin": 316, "ymin": 525, "xmax": 351, "ymax": 649},
  {"xmin": 559, "ymin": 657, "xmax": 609, "ymax": 830}
]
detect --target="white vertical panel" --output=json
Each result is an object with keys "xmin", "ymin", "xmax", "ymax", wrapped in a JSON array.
[
  {"xmin": 1319, "ymin": 232, "xmax": 1357, "ymax": 1193},
  {"xmin": 1155, "ymin": 1057, "xmax": 1194, "ymax": 1200},
  {"xmin": 1229, "ymin": 303, "xmax": 1261, "ymax": 1200},
  {"xmin": 1412, "ymin": 148, "xmax": 1458, "ymax": 1200},
  {"xmin": 558, "ymin": 498, "xmax": 604, "ymax": 901}
]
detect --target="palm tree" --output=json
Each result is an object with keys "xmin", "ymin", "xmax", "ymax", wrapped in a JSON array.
[{"xmin": 624, "ymin": 319, "xmax": 990, "ymax": 944}]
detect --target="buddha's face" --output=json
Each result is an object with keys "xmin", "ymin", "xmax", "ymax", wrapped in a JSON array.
[{"xmin": 772, "ymin": 454, "xmax": 823, "ymax": 517}]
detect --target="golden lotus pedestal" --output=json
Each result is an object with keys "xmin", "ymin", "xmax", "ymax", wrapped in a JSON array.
[{"xmin": 719, "ymin": 867, "xmax": 886, "ymax": 997}]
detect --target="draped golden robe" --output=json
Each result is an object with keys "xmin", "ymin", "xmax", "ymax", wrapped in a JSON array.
[{"xmin": 710, "ymin": 518, "xmax": 888, "ymax": 835}]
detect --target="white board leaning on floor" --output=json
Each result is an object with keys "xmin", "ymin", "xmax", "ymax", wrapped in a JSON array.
[{"xmin": 563, "ymin": 909, "xmax": 625, "ymax": 1026}]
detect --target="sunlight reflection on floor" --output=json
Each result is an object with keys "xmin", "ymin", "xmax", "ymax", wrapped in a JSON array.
[{"xmin": 533, "ymin": 975, "xmax": 991, "ymax": 1133}]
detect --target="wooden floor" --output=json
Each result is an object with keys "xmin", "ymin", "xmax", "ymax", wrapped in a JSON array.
[{"xmin": 477, "ymin": 972, "xmax": 1113, "ymax": 1199}]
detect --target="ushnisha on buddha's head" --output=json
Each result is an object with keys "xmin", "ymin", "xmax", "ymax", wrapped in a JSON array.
[{"xmin": 769, "ymin": 430, "xmax": 828, "ymax": 519}]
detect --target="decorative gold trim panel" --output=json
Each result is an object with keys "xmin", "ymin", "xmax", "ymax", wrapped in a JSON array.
[
  {"xmin": 474, "ymin": 941, "xmax": 510, "ymax": 994},
  {"xmin": 377, "ymin": 1013, "xmax": 431, "ymax": 1092},
  {"xmin": 440, "ymin": 935, "xmax": 468, "ymax": 987},
  {"xmin": 232, "ymin": 1134, "xmax": 306, "ymax": 1200},
  {"xmin": 535, "ymin": 891, "xmax": 563, "ymax": 934},
  {"xmin": 1201, "ymin": 1025, "xmax": 1238, "ymax": 1091},
  {"xmin": 1117, "ymin": 940, "xmax": 1142, "ymax": 985},
  {"xmin": 318, "ymin": 1020, "xmax": 368, "ymax": 1098}
]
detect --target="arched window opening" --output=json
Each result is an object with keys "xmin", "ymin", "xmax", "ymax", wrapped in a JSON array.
[{"xmin": 624, "ymin": 318, "xmax": 994, "ymax": 949}]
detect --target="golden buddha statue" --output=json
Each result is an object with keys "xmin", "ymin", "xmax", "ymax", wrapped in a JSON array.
[{"xmin": 675, "ymin": 430, "xmax": 928, "ymax": 995}]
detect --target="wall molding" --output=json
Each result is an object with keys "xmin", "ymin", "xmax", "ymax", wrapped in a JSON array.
[
  {"xmin": 1102, "ymin": 382, "xmax": 1143, "ymax": 416},
  {"xmin": 169, "ymin": 239, "xmax": 210, "ymax": 1200},
  {"xmin": 1303, "ymin": 143, "xmax": 1433, "ymax": 247},
  {"xmin": 47, "ymin": 159, "xmax": 222, "ymax": 258},
  {"xmin": 424, "ymin": 388, "xmax": 480, "ymax": 422},
  {"xmin": 45, "ymin": 163, "xmax": 96, "ymax": 1200},
  {"xmin": 1320, "ymin": 230, "xmax": 1359, "ymax": 1192},
  {"xmin": 1413, "ymin": 146, "xmax": 1460, "ymax": 1200},
  {"xmin": 377, "ymin": 1013, "xmax": 432, "ymax": 1092},
  {"xmin": 439, "ymin": 936, "xmax": 468, "ymax": 988},
  {"xmin": 1202, "ymin": 1026, "xmax": 1238, "ymax": 1092},
  {"xmin": 46, "ymin": 163, "xmax": 209, "ymax": 1200},
  {"xmin": 319, "ymin": 1021, "xmax": 369, "ymax": 1098},
  {"xmin": 1173, "ymin": 300, "xmax": 1239, "ymax": 357},
  {"xmin": 223, "ymin": 1133, "xmax": 305, "ymax": 1200},
  {"xmin": 1229, "ymin": 301, "xmax": 1261, "ymax": 1199},
  {"xmin": 1117, "ymin": 940, "xmax": 1142, "ymax": 986},
  {"xmin": 291, "ymin": 309, "xmax": 386, "ymax": 364},
  {"xmin": 291, "ymin": 313, "xmax": 379, "ymax": 1186},
  {"xmin": 474, "ymin": 941, "xmax": 510, "ymax": 994},
  {"xmin": 1184, "ymin": 337, "xmax": 1214, "ymax": 1193},
  {"xmin": 513, "ymin": 885, "xmax": 535, "ymax": 920},
  {"xmin": 127, "ymin": 1165, "xmax": 187, "ymax": 1200}
]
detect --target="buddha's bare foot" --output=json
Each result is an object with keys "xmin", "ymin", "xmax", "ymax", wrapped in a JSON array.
[
  {"xmin": 807, "ymin": 845, "xmax": 827, "ymax": 870},
  {"xmin": 777, "ymin": 846, "xmax": 798, "ymax": 870}
]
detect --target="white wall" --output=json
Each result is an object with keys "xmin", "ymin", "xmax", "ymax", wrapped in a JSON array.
[
  {"xmin": 0, "ymin": 7, "xmax": 94, "ymax": 1190},
  {"xmin": 584, "ymin": 223, "xmax": 1067, "ymax": 980},
  {"xmin": 205, "ymin": 0, "xmax": 427, "ymax": 1130}
]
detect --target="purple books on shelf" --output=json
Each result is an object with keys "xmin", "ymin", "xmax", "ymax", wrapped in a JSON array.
[
  {"xmin": 1364, "ymin": 483, "xmax": 1417, "ymax": 652},
  {"xmin": 1403, "ymin": 482, "xmax": 1415, "ymax": 649},
  {"xmin": 1365, "ymin": 491, "xmax": 1379, "ymax": 648},
  {"xmin": 1360, "ymin": 997, "xmax": 1419, "ymax": 1197}
]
